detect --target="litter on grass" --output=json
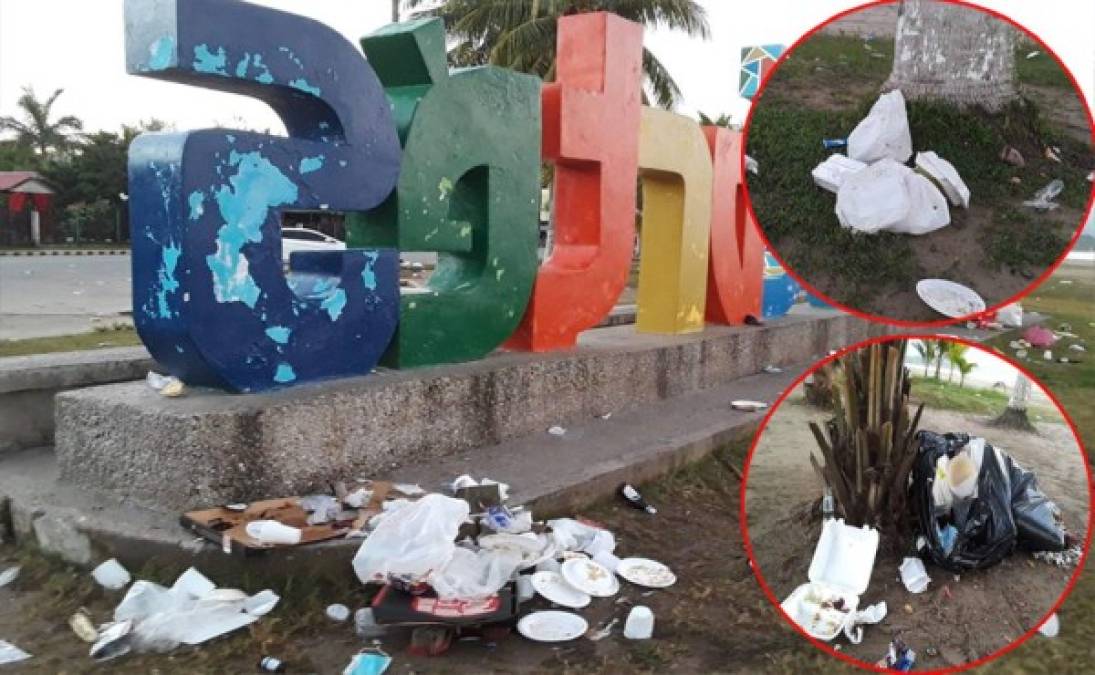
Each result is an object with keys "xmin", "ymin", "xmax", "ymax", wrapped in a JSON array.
[
  {"xmin": 1023, "ymin": 179, "xmax": 1064, "ymax": 210},
  {"xmin": 835, "ymin": 158, "xmax": 949, "ymax": 235},
  {"xmin": 0, "ymin": 566, "xmax": 19, "ymax": 588},
  {"xmin": 915, "ymin": 151, "xmax": 971, "ymax": 208},
  {"xmin": 847, "ymin": 90, "xmax": 913, "ymax": 164},
  {"xmin": 812, "ymin": 154, "xmax": 866, "ymax": 193},
  {"xmin": 0, "ymin": 640, "xmax": 31, "ymax": 665},
  {"xmin": 916, "ymin": 279, "xmax": 986, "ymax": 319}
]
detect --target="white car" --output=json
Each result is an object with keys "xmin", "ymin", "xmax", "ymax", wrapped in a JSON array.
[{"xmin": 280, "ymin": 227, "xmax": 345, "ymax": 263}]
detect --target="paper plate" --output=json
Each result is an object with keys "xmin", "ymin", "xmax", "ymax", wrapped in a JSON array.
[
  {"xmin": 517, "ymin": 611, "xmax": 589, "ymax": 642},
  {"xmin": 916, "ymin": 279, "xmax": 986, "ymax": 319},
  {"xmin": 530, "ymin": 571, "xmax": 591, "ymax": 609},
  {"xmin": 616, "ymin": 558, "xmax": 677, "ymax": 588},
  {"xmin": 561, "ymin": 558, "xmax": 619, "ymax": 598},
  {"xmin": 731, "ymin": 400, "xmax": 768, "ymax": 412},
  {"xmin": 479, "ymin": 533, "xmax": 555, "ymax": 569}
]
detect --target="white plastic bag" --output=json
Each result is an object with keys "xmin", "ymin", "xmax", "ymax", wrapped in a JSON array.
[
  {"xmin": 352, "ymin": 494, "xmax": 469, "ymax": 585},
  {"xmin": 430, "ymin": 547, "xmax": 523, "ymax": 600},
  {"xmin": 998, "ymin": 303, "xmax": 1023, "ymax": 328},
  {"xmin": 812, "ymin": 154, "xmax": 867, "ymax": 193},
  {"xmin": 547, "ymin": 518, "xmax": 615, "ymax": 555},
  {"xmin": 915, "ymin": 151, "xmax": 970, "ymax": 208},
  {"xmin": 836, "ymin": 158, "xmax": 949, "ymax": 235},
  {"xmin": 847, "ymin": 90, "xmax": 913, "ymax": 163},
  {"xmin": 835, "ymin": 159, "xmax": 911, "ymax": 233}
]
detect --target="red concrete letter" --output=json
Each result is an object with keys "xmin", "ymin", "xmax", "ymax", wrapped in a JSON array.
[
  {"xmin": 703, "ymin": 127, "xmax": 764, "ymax": 324},
  {"xmin": 506, "ymin": 12, "xmax": 643, "ymax": 351}
]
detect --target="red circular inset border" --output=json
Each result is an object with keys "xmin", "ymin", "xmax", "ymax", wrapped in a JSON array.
[
  {"xmin": 739, "ymin": 0, "xmax": 1095, "ymax": 329},
  {"xmin": 739, "ymin": 333, "xmax": 1094, "ymax": 674}
]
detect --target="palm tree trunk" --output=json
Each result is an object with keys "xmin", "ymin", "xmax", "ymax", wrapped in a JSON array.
[
  {"xmin": 885, "ymin": 0, "xmax": 1017, "ymax": 112},
  {"xmin": 991, "ymin": 373, "xmax": 1035, "ymax": 430}
]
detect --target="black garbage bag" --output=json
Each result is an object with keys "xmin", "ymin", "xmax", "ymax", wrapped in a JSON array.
[
  {"xmin": 913, "ymin": 431, "xmax": 1017, "ymax": 572},
  {"xmin": 1004, "ymin": 455, "xmax": 1068, "ymax": 552}
]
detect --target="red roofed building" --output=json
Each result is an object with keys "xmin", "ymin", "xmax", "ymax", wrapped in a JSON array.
[{"xmin": 0, "ymin": 171, "xmax": 55, "ymax": 246}]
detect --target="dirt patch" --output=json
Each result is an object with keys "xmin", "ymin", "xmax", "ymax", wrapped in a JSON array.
[{"xmin": 745, "ymin": 396, "xmax": 1088, "ymax": 669}]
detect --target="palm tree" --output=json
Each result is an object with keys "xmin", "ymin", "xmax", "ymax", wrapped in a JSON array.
[
  {"xmin": 0, "ymin": 87, "xmax": 83, "ymax": 157},
  {"xmin": 944, "ymin": 342, "xmax": 972, "ymax": 386},
  {"xmin": 991, "ymin": 372, "xmax": 1035, "ymax": 431},
  {"xmin": 404, "ymin": 0, "xmax": 710, "ymax": 109},
  {"xmin": 913, "ymin": 340, "xmax": 937, "ymax": 378},
  {"xmin": 698, "ymin": 111, "xmax": 732, "ymax": 127},
  {"xmin": 955, "ymin": 357, "xmax": 975, "ymax": 388},
  {"xmin": 885, "ymin": 0, "xmax": 1017, "ymax": 112}
]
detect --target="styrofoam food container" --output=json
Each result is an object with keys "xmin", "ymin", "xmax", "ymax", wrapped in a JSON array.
[{"xmin": 781, "ymin": 518, "xmax": 880, "ymax": 641}]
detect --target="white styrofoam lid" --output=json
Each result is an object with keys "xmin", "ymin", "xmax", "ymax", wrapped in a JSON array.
[{"xmin": 807, "ymin": 518, "xmax": 879, "ymax": 596}]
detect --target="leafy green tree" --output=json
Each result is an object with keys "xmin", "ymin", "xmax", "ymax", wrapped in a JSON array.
[
  {"xmin": 0, "ymin": 139, "xmax": 39, "ymax": 171},
  {"xmin": 914, "ymin": 340, "xmax": 938, "ymax": 378},
  {"xmin": 406, "ymin": 0, "xmax": 709, "ymax": 109},
  {"xmin": 0, "ymin": 87, "xmax": 83, "ymax": 157}
]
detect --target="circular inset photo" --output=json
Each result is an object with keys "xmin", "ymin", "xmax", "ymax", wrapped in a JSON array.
[
  {"xmin": 742, "ymin": 336, "xmax": 1091, "ymax": 671},
  {"xmin": 744, "ymin": 0, "xmax": 1095, "ymax": 324}
]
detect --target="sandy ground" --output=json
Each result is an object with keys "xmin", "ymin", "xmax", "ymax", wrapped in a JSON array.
[{"xmin": 744, "ymin": 394, "xmax": 1089, "ymax": 670}]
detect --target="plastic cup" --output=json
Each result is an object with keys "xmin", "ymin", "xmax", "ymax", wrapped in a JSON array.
[
  {"xmin": 899, "ymin": 557, "xmax": 930, "ymax": 594},
  {"xmin": 245, "ymin": 520, "xmax": 302, "ymax": 545},
  {"xmin": 624, "ymin": 605, "xmax": 654, "ymax": 639}
]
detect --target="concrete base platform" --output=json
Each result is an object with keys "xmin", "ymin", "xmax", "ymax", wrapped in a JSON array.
[
  {"xmin": 1, "ymin": 362, "xmax": 803, "ymax": 580},
  {"xmin": 55, "ymin": 307, "xmax": 880, "ymax": 511}
]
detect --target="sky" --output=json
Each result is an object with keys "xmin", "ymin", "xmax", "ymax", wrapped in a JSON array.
[{"xmin": 1, "ymin": 0, "xmax": 1093, "ymax": 235}]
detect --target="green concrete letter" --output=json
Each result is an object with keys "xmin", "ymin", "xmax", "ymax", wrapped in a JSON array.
[{"xmin": 349, "ymin": 18, "xmax": 541, "ymax": 368}]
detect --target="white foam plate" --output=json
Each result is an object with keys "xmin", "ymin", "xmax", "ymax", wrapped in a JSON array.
[
  {"xmin": 731, "ymin": 400, "xmax": 768, "ymax": 412},
  {"xmin": 916, "ymin": 279, "xmax": 986, "ymax": 319},
  {"xmin": 561, "ymin": 558, "xmax": 619, "ymax": 597},
  {"xmin": 530, "ymin": 571, "xmax": 591, "ymax": 608},
  {"xmin": 517, "ymin": 611, "xmax": 589, "ymax": 642},
  {"xmin": 478, "ymin": 533, "xmax": 555, "ymax": 569},
  {"xmin": 616, "ymin": 558, "xmax": 677, "ymax": 588}
]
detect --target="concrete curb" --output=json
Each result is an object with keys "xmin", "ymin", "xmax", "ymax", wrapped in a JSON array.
[{"xmin": 0, "ymin": 249, "xmax": 129, "ymax": 256}]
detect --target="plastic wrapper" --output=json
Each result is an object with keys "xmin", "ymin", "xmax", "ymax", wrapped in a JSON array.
[
  {"xmin": 352, "ymin": 494, "xmax": 469, "ymax": 586},
  {"xmin": 847, "ymin": 90, "xmax": 913, "ymax": 163}
]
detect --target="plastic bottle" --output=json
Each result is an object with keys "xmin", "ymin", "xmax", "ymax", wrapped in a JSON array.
[
  {"xmin": 821, "ymin": 487, "xmax": 835, "ymax": 520},
  {"xmin": 619, "ymin": 484, "xmax": 656, "ymax": 514},
  {"xmin": 259, "ymin": 656, "xmax": 286, "ymax": 672}
]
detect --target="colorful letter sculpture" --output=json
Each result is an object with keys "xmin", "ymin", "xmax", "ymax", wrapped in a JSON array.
[
  {"xmin": 507, "ymin": 12, "xmax": 644, "ymax": 352},
  {"xmin": 762, "ymin": 252, "xmax": 803, "ymax": 318},
  {"xmin": 635, "ymin": 108, "xmax": 712, "ymax": 334},
  {"xmin": 125, "ymin": 0, "xmax": 401, "ymax": 391},
  {"xmin": 349, "ymin": 18, "xmax": 541, "ymax": 368},
  {"xmin": 739, "ymin": 44, "xmax": 784, "ymax": 99},
  {"xmin": 703, "ymin": 127, "xmax": 764, "ymax": 324}
]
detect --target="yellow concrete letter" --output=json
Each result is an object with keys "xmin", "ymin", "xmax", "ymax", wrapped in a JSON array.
[{"xmin": 636, "ymin": 107, "xmax": 712, "ymax": 333}]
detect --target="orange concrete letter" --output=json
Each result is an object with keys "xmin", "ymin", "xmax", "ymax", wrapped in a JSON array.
[
  {"xmin": 704, "ymin": 127, "xmax": 764, "ymax": 324},
  {"xmin": 506, "ymin": 12, "xmax": 643, "ymax": 351},
  {"xmin": 635, "ymin": 108, "xmax": 712, "ymax": 334}
]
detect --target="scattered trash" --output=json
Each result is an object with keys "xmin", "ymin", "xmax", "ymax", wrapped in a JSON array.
[
  {"xmin": 0, "ymin": 640, "xmax": 31, "ymax": 665},
  {"xmin": 69, "ymin": 609, "xmax": 100, "ymax": 643},
  {"xmin": 326, "ymin": 603, "xmax": 351, "ymax": 622},
  {"xmin": 999, "ymin": 145, "xmax": 1025, "ymax": 167},
  {"xmin": 547, "ymin": 425, "xmax": 567, "ymax": 437},
  {"xmin": 92, "ymin": 559, "xmax": 132, "ymax": 591},
  {"xmin": 836, "ymin": 158, "xmax": 949, "ymax": 235},
  {"xmin": 847, "ymin": 90, "xmax": 913, "ymax": 163},
  {"xmin": 1024, "ymin": 325, "xmax": 1058, "ymax": 348},
  {"xmin": 781, "ymin": 519, "xmax": 881, "ymax": 642},
  {"xmin": 517, "ymin": 611, "xmax": 588, "ymax": 642},
  {"xmin": 822, "ymin": 138, "xmax": 848, "ymax": 150},
  {"xmin": 811, "ymin": 154, "xmax": 865, "ymax": 193},
  {"xmin": 898, "ymin": 557, "xmax": 930, "ymax": 594},
  {"xmin": 0, "ymin": 566, "xmax": 19, "ymax": 589},
  {"xmin": 1025, "ymin": 50, "xmax": 1041, "ymax": 59},
  {"xmin": 1070, "ymin": 344, "xmax": 1086, "ymax": 352},
  {"xmin": 1044, "ymin": 147, "xmax": 1062, "ymax": 163},
  {"xmin": 916, "ymin": 279, "xmax": 986, "ymax": 319},
  {"xmin": 744, "ymin": 154, "xmax": 759, "ymax": 175},
  {"xmin": 260, "ymin": 655, "xmax": 288, "ymax": 672},
  {"xmin": 587, "ymin": 617, "xmax": 618, "ymax": 641},
  {"xmin": 879, "ymin": 637, "xmax": 917, "ymax": 671},
  {"xmin": 598, "ymin": 412, "xmax": 613, "ymax": 420},
  {"xmin": 997, "ymin": 303, "xmax": 1023, "ymax": 328},
  {"xmin": 762, "ymin": 364, "xmax": 784, "ymax": 374},
  {"xmin": 615, "ymin": 558, "xmax": 677, "ymax": 588},
  {"xmin": 1039, "ymin": 612, "xmax": 1060, "ymax": 638},
  {"xmin": 1044, "ymin": 350, "xmax": 1054, "ymax": 361},
  {"xmin": 623, "ymin": 605, "xmax": 655, "ymax": 640},
  {"xmin": 408, "ymin": 626, "xmax": 453, "ymax": 656},
  {"xmin": 343, "ymin": 651, "xmax": 392, "ymax": 675},
  {"xmin": 915, "ymin": 151, "xmax": 971, "ymax": 208},
  {"xmin": 531, "ymin": 571, "xmax": 591, "ymax": 608},
  {"xmin": 1087, "ymin": 170, "xmax": 1093, "ymax": 182},
  {"xmin": 89, "ymin": 620, "xmax": 133, "ymax": 662},
  {"xmin": 354, "ymin": 608, "xmax": 387, "ymax": 639},
  {"xmin": 1023, "ymin": 179, "xmax": 1064, "ymax": 211},
  {"xmin": 516, "ymin": 574, "xmax": 535, "ymax": 602},
  {"xmin": 731, "ymin": 400, "xmax": 769, "ymax": 412},
  {"xmin": 1033, "ymin": 545, "xmax": 1082, "ymax": 569},
  {"xmin": 619, "ymin": 483, "xmax": 657, "ymax": 515}
]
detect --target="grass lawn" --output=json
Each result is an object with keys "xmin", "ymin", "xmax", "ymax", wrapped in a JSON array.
[
  {"xmin": 746, "ymin": 34, "xmax": 1093, "ymax": 319},
  {"xmin": 0, "ymin": 327, "xmax": 141, "ymax": 358},
  {"xmin": 909, "ymin": 375, "xmax": 1060, "ymax": 422}
]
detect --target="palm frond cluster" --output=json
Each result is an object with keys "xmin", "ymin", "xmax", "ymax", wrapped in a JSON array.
[{"xmin": 402, "ymin": 0, "xmax": 709, "ymax": 108}]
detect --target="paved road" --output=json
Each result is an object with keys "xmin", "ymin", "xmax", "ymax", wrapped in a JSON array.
[{"xmin": 0, "ymin": 256, "xmax": 133, "ymax": 340}]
